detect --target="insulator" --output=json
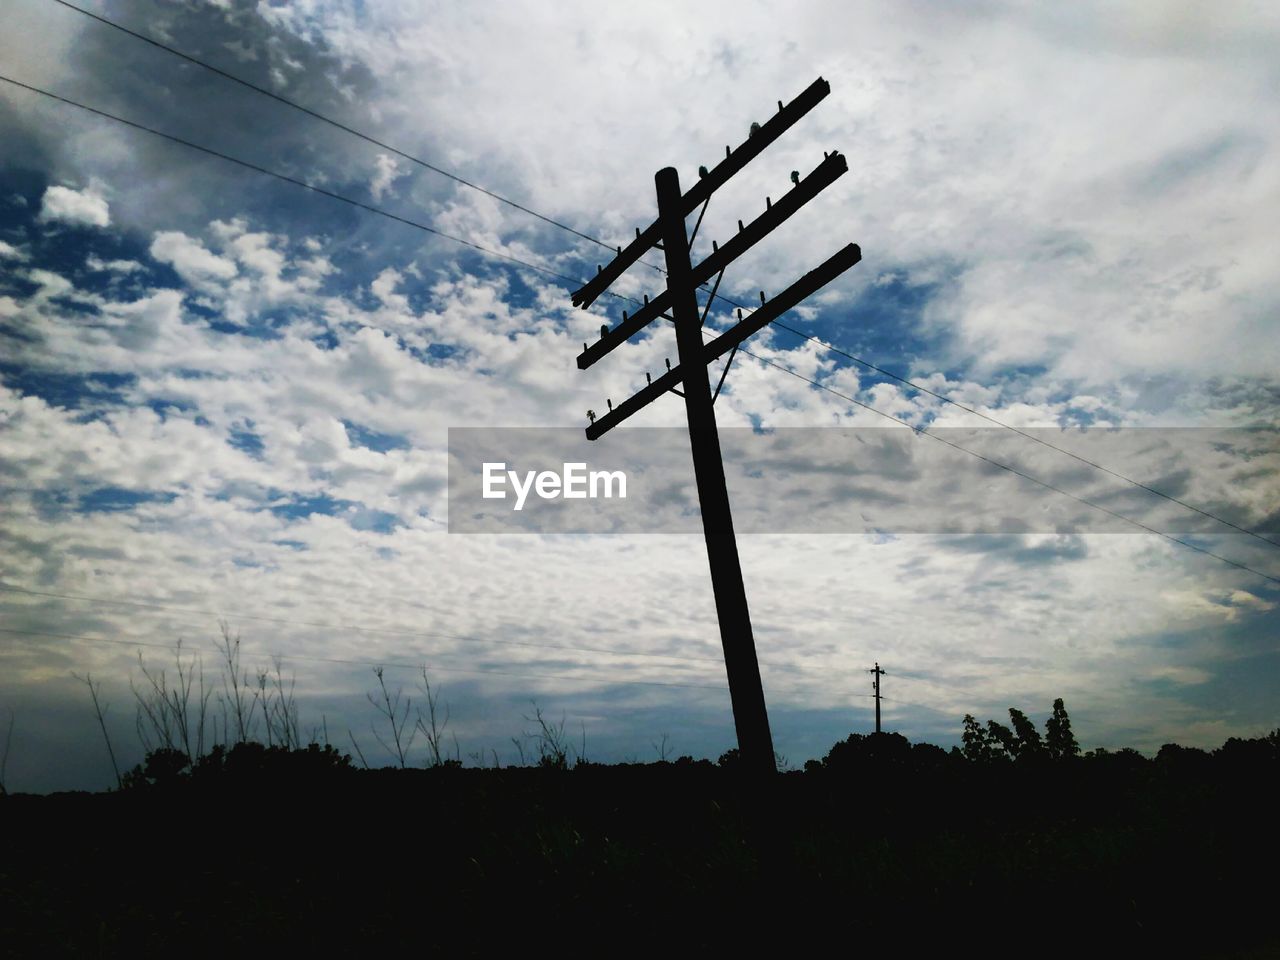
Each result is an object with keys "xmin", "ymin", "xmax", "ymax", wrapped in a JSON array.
[
  {"xmin": 791, "ymin": 170, "xmax": 800, "ymax": 186},
  {"xmin": 760, "ymin": 290, "xmax": 767, "ymax": 304},
  {"xmin": 777, "ymin": 100, "xmax": 783, "ymax": 111},
  {"xmin": 738, "ymin": 219, "xmax": 744, "ymax": 232},
  {"xmin": 622, "ymin": 311, "xmax": 628, "ymax": 322},
  {"xmin": 712, "ymin": 240, "xmax": 719, "ymax": 252},
  {"xmin": 600, "ymin": 324, "xmax": 608, "ymax": 337},
  {"xmin": 737, "ymin": 309, "xmax": 743, "ymax": 320},
  {"xmin": 646, "ymin": 372, "xmax": 652, "ymax": 384},
  {"xmin": 596, "ymin": 265, "xmax": 602, "ymax": 274},
  {"xmin": 607, "ymin": 399, "xmax": 613, "ymax": 411},
  {"xmin": 698, "ymin": 165, "xmax": 709, "ymax": 178},
  {"xmin": 766, "ymin": 196, "xmax": 771, "ymax": 209},
  {"xmin": 725, "ymin": 145, "xmax": 731, "ymax": 158},
  {"xmin": 643, "ymin": 294, "xmax": 649, "ymax": 304},
  {"xmin": 665, "ymin": 358, "xmax": 672, "ymax": 371}
]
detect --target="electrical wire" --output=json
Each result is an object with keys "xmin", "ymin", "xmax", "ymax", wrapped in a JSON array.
[
  {"xmin": 23, "ymin": 4, "xmax": 1279, "ymax": 549},
  {"xmin": 729, "ymin": 348, "xmax": 1280, "ymax": 586},
  {"xmin": 0, "ymin": 73, "xmax": 594, "ymax": 292},
  {"xmin": 743, "ymin": 311, "xmax": 1280, "ymax": 549},
  {"xmin": 2, "ymin": 74, "xmax": 1274, "ymax": 585},
  {"xmin": 45, "ymin": 0, "xmax": 668, "ymax": 273}
]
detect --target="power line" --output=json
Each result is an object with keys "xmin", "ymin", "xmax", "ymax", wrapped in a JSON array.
[
  {"xmin": 621, "ymin": 307, "xmax": 1280, "ymax": 585},
  {"xmin": 3, "ymin": 76, "xmax": 1274, "ymax": 584},
  {"xmin": 19, "ymin": 5, "xmax": 1276, "ymax": 550},
  {"xmin": 731, "ymin": 348, "xmax": 1280, "ymax": 586},
  {"xmin": 749, "ymin": 317, "xmax": 1280, "ymax": 550},
  {"xmin": 46, "ymin": 0, "xmax": 667, "ymax": 274},
  {"xmin": 7, "ymin": 62, "xmax": 1271, "ymax": 553},
  {"xmin": 0, "ymin": 73, "xmax": 593, "ymax": 293}
]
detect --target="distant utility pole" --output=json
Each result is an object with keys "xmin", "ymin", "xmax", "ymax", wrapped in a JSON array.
[
  {"xmin": 569, "ymin": 77, "xmax": 862, "ymax": 776},
  {"xmin": 869, "ymin": 662, "xmax": 885, "ymax": 734}
]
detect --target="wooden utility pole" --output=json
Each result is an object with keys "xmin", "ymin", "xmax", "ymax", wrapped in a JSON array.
[
  {"xmin": 655, "ymin": 165, "xmax": 774, "ymax": 772},
  {"xmin": 569, "ymin": 78, "xmax": 862, "ymax": 775},
  {"xmin": 870, "ymin": 662, "xmax": 885, "ymax": 733}
]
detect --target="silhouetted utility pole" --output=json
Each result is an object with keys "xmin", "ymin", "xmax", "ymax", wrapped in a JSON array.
[
  {"xmin": 570, "ymin": 77, "xmax": 862, "ymax": 776},
  {"xmin": 869, "ymin": 662, "xmax": 885, "ymax": 733}
]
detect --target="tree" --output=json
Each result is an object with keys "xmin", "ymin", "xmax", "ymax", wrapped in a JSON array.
[
  {"xmin": 962, "ymin": 713, "xmax": 999, "ymax": 763},
  {"xmin": 986, "ymin": 719, "xmax": 1018, "ymax": 760},
  {"xmin": 1044, "ymin": 698, "xmax": 1079, "ymax": 760},
  {"xmin": 1008, "ymin": 708, "xmax": 1044, "ymax": 760}
]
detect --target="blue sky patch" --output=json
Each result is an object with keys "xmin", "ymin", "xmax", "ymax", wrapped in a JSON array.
[
  {"xmin": 266, "ymin": 492, "xmax": 401, "ymax": 534},
  {"xmin": 0, "ymin": 366, "xmax": 135, "ymax": 410},
  {"xmin": 79, "ymin": 487, "xmax": 179, "ymax": 513},
  {"xmin": 269, "ymin": 493, "xmax": 354, "ymax": 521},
  {"xmin": 342, "ymin": 419, "xmax": 409, "ymax": 452},
  {"xmin": 228, "ymin": 425, "xmax": 266, "ymax": 459}
]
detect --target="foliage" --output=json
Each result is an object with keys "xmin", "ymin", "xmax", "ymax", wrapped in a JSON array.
[
  {"xmin": 1007, "ymin": 708, "xmax": 1044, "ymax": 760},
  {"xmin": 1045, "ymin": 697, "xmax": 1080, "ymax": 760},
  {"xmin": 524, "ymin": 701, "xmax": 575, "ymax": 769},
  {"xmin": 121, "ymin": 741, "xmax": 353, "ymax": 790},
  {"xmin": 963, "ymin": 699, "xmax": 1078, "ymax": 763},
  {"xmin": 961, "ymin": 713, "xmax": 998, "ymax": 763},
  {"xmin": 986, "ymin": 719, "xmax": 1018, "ymax": 760},
  {"xmin": 716, "ymin": 747, "xmax": 740, "ymax": 769}
]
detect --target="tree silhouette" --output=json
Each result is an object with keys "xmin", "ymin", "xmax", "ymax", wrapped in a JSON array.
[
  {"xmin": 986, "ymin": 718, "xmax": 1018, "ymax": 759},
  {"xmin": 1008, "ymin": 708, "xmax": 1044, "ymax": 760},
  {"xmin": 1044, "ymin": 698, "xmax": 1079, "ymax": 760},
  {"xmin": 964, "ymin": 703, "xmax": 1077, "ymax": 763},
  {"xmin": 962, "ymin": 714, "xmax": 999, "ymax": 762}
]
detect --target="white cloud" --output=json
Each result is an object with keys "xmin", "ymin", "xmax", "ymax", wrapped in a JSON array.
[
  {"xmin": 37, "ymin": 184, "xmax": 110, "ymax": 228},
  {"xmin": 370, "ymin": 153, "xmax": 405, "ymax": 200},
  {"xmin": 149, "ymin": 231, "xmax": 239, "ymax": 286},
  {"xmin": 3, "ymin": 1, "xmax": 1279, "ymax": 788},
  {"xmin": 86, "ymin": 254, "xmax": 142, "ymax": 274},
  {"xmin": 0, "ymin": 239, "xmax": 29, "ymax": 261}
]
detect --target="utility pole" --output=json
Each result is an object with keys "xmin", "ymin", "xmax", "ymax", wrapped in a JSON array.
[
  {"xmin": 569, "ymin": 77, "xmax": 862, "ymax": 776},
  {"xmin": 869, "ymin": 662, "xmax": 885, "ymax": 734}
]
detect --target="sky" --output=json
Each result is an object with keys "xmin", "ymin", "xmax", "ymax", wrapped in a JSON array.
[{"xmin": 1, "ymin": 0, "xmax": 1278, "ymax": 792}]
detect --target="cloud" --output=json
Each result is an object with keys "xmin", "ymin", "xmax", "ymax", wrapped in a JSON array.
[
  {"xmin": 1, "ymin": 0, "xmax": 1278, "ymax": 790},
  {"xmin": 149, "ymin": 231, "xmax": 238, "ymax": 287},
  {"xmin": 36, "ymin": 184, "xmax": 110, "ymax": 228},
  {"xmin": 0, "ymin": 239, "xmax": 29, "ymax": 261},
  {"xmin": 370, "ymin": 153, "xmax": 405, "ymax": 201},
  {"xmin": 86, "ymin": 254, "xmax": 142, "ymax": 274}
]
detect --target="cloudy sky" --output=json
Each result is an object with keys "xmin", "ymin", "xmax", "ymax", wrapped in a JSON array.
[{"xmin": 1, "ymin": 0, "xmax": 1277, "ymax": 791}]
